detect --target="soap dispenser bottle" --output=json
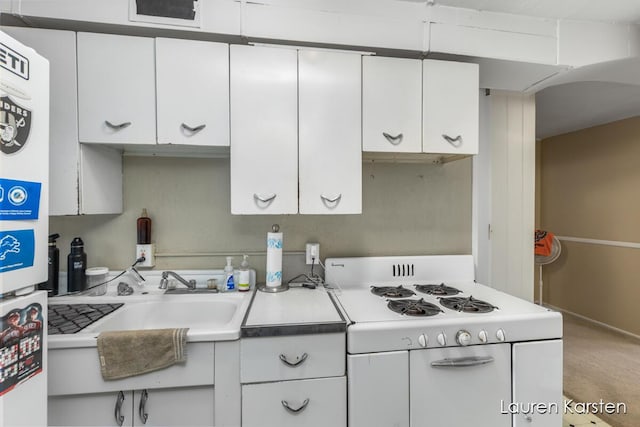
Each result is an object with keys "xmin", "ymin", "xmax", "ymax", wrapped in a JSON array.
[
  {"xmin": 224, "ymin": 256, "xmax": 236, "ymax": 291},
  {"xmin": 238, "ymin": 255, "xmax": 251, "ymax": 292}
]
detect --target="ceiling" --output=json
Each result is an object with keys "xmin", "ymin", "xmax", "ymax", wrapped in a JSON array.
[
  {"xmin": 403, "ymin": 0, "xmax": 640, "ymax": 138},
  {"xmin": 401, "ymin": 0, "xmax": 640, "ymax": 24}
]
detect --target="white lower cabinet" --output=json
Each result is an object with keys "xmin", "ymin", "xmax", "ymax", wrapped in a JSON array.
[
  {"xmin": 240, "ymin": 332, "xmax": 346, "ymax": 427},
  {"xmin": 48, "ymin": 386, "xmax": 214, "ymax": 427},
  {"xmin": 242, "ymin": 377, "xmax": 346, "ymax": 427},
  {"xmin": 512, "ymin": 340, "xmax": 563, "ymax": 427}
]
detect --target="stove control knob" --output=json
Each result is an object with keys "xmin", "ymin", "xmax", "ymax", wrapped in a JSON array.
[
  {"xmin": 496, "ymin": 329, "xmax": 506, "ymax": 342},
  {"xmin": 437, "ymin": 332, "xmax": 447, "ymax": 346},
  {"xmin": 456, "ymin": 330, "xmax": 472, "ymax": 346},
  {"xmin": 478, "ymin": 330, "xmax": 488, "ymax": 343},
  {"xmin": 418, "ymin": 334, "xmax": 428, "ymax": 348}
]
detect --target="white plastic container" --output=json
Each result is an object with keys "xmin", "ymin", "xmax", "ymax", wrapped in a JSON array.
[{"xmin": 85, "ymin": 267, "xmax": 109, "ymax": 296}]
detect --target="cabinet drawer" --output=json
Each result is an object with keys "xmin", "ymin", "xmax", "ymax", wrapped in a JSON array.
[
  {"xmin": 242, "ymin": 376, "xmax": 346, "ymax": 427},
  {"xmin": 240, "ymin": 333, "xmax": 344, "ymax": 383}
]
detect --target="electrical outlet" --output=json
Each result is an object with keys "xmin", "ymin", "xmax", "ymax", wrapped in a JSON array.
[
  {"xmin": 305, "ymin": 243, "xmax": 320, "ymax": 265},
  {"xmin": 136, "ymin": 244, "xmax": 155, "ymax": 268}
]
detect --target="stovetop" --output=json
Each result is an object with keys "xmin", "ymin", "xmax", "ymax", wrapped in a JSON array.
[{"xmin": 325, "ymin": 255, "xmax": 563, "ymax": 354}]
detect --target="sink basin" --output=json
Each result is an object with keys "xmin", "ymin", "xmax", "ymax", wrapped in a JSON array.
[{"xmin": 87, "ymin": 299, "xmax": 239, "ymax": 332}]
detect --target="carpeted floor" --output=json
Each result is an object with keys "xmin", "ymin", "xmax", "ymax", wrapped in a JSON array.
[{"xmin": 563, "ymin": 313, "xmax": 640, "ymax": 427}]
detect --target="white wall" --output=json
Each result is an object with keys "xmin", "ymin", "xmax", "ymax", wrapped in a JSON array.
[{"xmin": 50, "ymin": 157, "xmax": 473, "ymax": 281}]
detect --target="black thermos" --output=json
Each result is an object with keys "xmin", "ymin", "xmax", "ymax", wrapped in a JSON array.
[
  {"xmin": 46, "ymin": 233, "xmax": 60, "ymax": 296},
  {"xmin": 67, "ymin": 237, "xmax": 87, "ymax": 293}
]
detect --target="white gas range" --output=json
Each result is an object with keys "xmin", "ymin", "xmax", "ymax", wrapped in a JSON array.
[{"xmin": 326, "ymin": 255, "xmax": 563, "ymax": 427}]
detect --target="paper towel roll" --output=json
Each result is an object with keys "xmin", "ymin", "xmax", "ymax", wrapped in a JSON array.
[{"xmin": 266, "ymin": 231, "xmax": 283, "ymax": 288}]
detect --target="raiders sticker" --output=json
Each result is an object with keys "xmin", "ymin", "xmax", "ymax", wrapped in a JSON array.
[{"xmin": 0, "ymin": 95, "xmax": 31, "ymax": 155}]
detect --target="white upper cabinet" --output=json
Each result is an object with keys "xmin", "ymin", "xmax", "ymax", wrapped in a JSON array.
[
  {"xmin": 4, "ymin": 27, "xmax": 122, "ymax": 215},
  {"xmin": 423, "ymin": 59, "xmax": 479, "ymax": 155},
  {"xmin": 230, "ymin": 45, "xmax": 298, "ymax": 215},
  {"xmin": 77, "ymin": 32, "xmax": 156, "ymax": 144},
  {"xmin": 362, "ymin": 56, "xmax": 422, "ymax": 153},
  {"xmin": 156, "ymin": 38, "xmax": 229, "ymax": 146},
  {"xmin": 298, "ymin": 50, "xmax": 362, "ymax": 214}
]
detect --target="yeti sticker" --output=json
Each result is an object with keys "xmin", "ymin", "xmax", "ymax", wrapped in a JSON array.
[
  {"xmin": 0, "ymin": 96, "xmax": 31, "ymax": 155},
  {"xmin": 0, "ymin": 229, "xmax": 34, "ymax": 273}
]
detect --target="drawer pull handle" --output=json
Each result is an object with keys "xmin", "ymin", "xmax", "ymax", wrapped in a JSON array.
[
  {"xmin": 282, "ymin": 398, "xmax": 310, "ymax": 414},
  {"xmin": 105, "ymin": 120, "xmax": 131, "ymax": 130},
  {"xmin": 181, "ymin": 123, "xmax": 206, "ymax": 134},
  {"xmin": 383, "ymin": 132, "xmax": 403, "ymax": 145},
  {"xmin": 139, "ymin": 389, "xmax": 149, "ymax": 424},
  {"xmin": 431, "ymin": 356, "xmax": 494, "ymax": 368},
  {"xmin": 279, "ymin": 352, "xmax": 308, "ymax": 367},
  {"xmin": 442, "ymin": 134, "xmax": 463, "ymax": 147},
  {"xmin": 114, "ymin": 391, "xmax": 125, "ymax": 426}
]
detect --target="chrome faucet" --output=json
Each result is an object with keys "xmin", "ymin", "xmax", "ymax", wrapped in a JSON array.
[{"xmin": 159, "ymin": 271, "xmax": 197, "ymax": 290}]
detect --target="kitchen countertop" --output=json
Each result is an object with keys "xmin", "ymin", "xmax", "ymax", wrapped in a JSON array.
[{"xmin": 241, "ymin": 284, "xmax": 347, "ymax": 337}]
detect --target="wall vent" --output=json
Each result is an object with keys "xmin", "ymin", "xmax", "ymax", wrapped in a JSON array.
[{"xmin": 392, "ymin": 264, "xmax": 415, "ymax": 277}]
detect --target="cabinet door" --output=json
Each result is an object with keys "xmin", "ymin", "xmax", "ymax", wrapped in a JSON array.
[
  {"xmin": 48, "ymin": 391, "xmax": 133, "ymax": 427},
  {"xmin": 242, "ymin": 377, "xmax": 346, "ymax": 427},
  {"xmin": 156, "ymin": 38, "xmax": 229, "ymax": 147},
  {"xmin": 77, "ymin": 32, "xmax": 156, "ymax": 144},
  {"xmin": 362, "ymin": 56, "xmax": 422, "ymax": 153},
  {"xmin": 423, "ymin": 59, "xmax": 479, "ymax": 155},
  {"xmin": 230, "ymin": 45, "xmax": 298, "ymax": 214},
  {"xmin": 133, "ymin": 386, "xmax": 214, "ymax": 426},
  {"xmin": 299, "ymin": 50, "xmax": 362, "ymax": 214},
  {"xmin": 512, "ymin": 340, "xmax": 562, "ymax": 427}
]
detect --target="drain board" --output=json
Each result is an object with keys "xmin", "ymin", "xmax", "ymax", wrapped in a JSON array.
[{"xmin": 48, "ymin": 303, "xmax": 124, "ymax": 335}]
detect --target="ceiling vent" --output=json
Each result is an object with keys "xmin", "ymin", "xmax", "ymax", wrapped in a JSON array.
[{"xmin": 129, "ymin": 0, "xmax": 201, "ymax": 28}]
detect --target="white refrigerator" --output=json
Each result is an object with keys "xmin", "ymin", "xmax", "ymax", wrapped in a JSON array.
[{"xmin": 0, "ymin": 30, "xmax": 49, "ymax": 426}]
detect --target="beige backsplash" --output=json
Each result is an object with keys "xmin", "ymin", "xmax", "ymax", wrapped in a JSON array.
[{"xmin": 51, "ymin": 156, "xmax": 472, "ymax": 281}]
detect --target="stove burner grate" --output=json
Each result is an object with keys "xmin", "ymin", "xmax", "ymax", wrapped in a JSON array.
[
  {"xmin": 370, "ymin": 285, "xmax": 415, "ymax": 298},
  {"xmin": 414, "ymin": 283, "xmax": 462, "ymax": 296},
  {"xmin": 439, "ymin": 296, "xmax": 498, "ymax": 313},
  {"xmin": 387, "ymin": 298, "xmax": 443, "ymax": 317}
]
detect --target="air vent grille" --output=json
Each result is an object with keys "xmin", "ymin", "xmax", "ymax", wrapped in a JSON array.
[{"xmin": 392, "ymin": 264, "xmax": 415, "ymax": 277}]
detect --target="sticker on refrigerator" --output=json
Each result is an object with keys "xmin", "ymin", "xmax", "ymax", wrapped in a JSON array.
[
  {"xmin": 0, "ymin": 229, "xmax": 35, "ymax": 273},
  {"xmin": 0, "ymin": 43, "xmax": 30, "ymax": 80},
  {"xmin": 0, "ymin": 95, "xmax": 32, "ymax": 155},
  {"xmin": 0, "ymin": 303, "xmax": 44, "ymax": 396},
  {"xmin": 0, "ymin": 178, "xmax": 41, "ymax": 220}
]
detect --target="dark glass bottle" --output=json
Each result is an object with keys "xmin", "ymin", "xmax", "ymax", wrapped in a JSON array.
[
  {"xmin": 67, "ymin": 237, "xmax": 87, "ymax": 293},
  {"xmin": 137, "ymin": 208, "xmax": 152, "ymax": 244},
  {"xmin": 47, "ymin": 233, "xmax": 60, "ymax": 296}
]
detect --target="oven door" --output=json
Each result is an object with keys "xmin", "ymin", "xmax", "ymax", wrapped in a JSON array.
[{"xmin": 410, "ymin": 343, "xmax": 511, "ymax": 427}]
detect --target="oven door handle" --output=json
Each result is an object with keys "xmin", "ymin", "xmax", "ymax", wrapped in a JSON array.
[{"xmin": 431, "ymin": 356, "xmax": 494, "ymax": 367}]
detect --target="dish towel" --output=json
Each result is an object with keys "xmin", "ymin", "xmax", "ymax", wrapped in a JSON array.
[
  {"xmin": 534, "ymin": 229, "xmax": 555, "ymax": 257},
  {"xmin": 97, "ymin": 328, "xmax": 188, "ymax": 380}
]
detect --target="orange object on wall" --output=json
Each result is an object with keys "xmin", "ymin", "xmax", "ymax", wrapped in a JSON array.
[{"xmin": 534, "ymin": 230, "xmax": 555, "ymax": 257}]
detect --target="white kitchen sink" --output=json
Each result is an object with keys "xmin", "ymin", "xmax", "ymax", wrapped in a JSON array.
[
  {"xmin": 48, "ymin": 271, "xmax": 253, "ymax": 349},
  {"xmin": 86, "ymin": 298, "xmax": 240, "ymax": 332}
]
